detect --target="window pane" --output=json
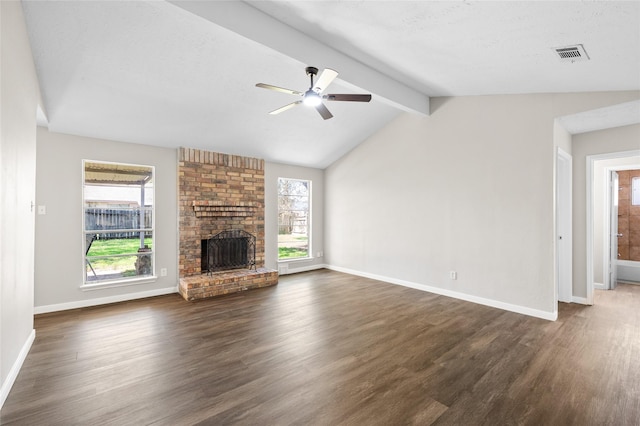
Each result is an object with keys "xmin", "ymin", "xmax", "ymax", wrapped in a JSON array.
[
  {"xmin": 85, "ymin": 253, "xmax": 152, "ymax": 283},
  {"xmin": 85, "ymin": 232, "xmax": 153, "ymax": 282},
  {"xmin": 84, "ymin": 161, "xmax": 154, "ymax": 284},
  {"xmin": 278, "ymin": 178, "xmax": 310, "ymax": 260}
]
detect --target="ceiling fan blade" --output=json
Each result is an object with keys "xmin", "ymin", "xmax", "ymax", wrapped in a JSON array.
[
  {"xmin": 256, "ymin": 83, "xmax": 303, "ymax": 96},
  {"xmin": 315, "ymin": 102, "xmax": 333, "ymax": 120},
  {"xmin": 323, "ymin": 94, "xmax": 372, "ymax": 102},
  {"xmin": 314, "ymin": 68, "xmax": 338, "ymax": 93},
  {"xmin": 269, "ymin": 101, "xmax": 302, "ymax": 115}
]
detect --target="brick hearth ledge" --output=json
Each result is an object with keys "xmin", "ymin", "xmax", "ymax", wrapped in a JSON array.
[{"xmin": 179, "ymin": 268, "xmax": 279, "ymax": 301}]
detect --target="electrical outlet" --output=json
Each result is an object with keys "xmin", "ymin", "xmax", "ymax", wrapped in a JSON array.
[
  {"xmin": 160, "ymin": 268, "xmax": 167, "ymax": 277},
  {"xmin": 450, "ymin": 271, "xmax": 457, "ymax": 280}
]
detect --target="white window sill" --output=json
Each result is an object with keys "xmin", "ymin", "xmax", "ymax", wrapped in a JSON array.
[
  {"xmin": 81, "ymin": 275, "xmax": 158, "ymax": 291},
  {"xmin": 277, "ymin": 257, "xmax": 316, "ymax": 263}
]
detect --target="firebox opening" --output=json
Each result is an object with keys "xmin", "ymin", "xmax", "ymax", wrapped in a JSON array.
[{"xmin": 201, "ymin": 230, "xmax": 256, "ymax": 274}]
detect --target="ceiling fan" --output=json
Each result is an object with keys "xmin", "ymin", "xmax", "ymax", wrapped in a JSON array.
[{"xmin": 255, "ymin": 66, "xmax": 372, "ymax": 120}]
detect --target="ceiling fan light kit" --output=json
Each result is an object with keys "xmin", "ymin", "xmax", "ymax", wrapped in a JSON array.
[
  {"xmin": 256, "ymin": 66, "xmax": 372, "ymax": 120},
  {"xmin": 303, "ymin": 90, "xmax": 322, "ymax": 107}
]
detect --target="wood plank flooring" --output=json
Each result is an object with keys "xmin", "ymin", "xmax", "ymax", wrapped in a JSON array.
[{"xmin": 2, "ymin": 270, "xmax": 639, "ymax": 425}]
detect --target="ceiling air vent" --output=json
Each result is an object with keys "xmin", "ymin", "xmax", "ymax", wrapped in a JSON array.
[{"xmin": 554, "ymin": 44, "xmax": 590, "ymax": 62}]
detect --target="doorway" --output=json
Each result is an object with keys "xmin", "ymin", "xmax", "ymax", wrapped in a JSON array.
[
  {"xmin": 606, "ymin": 168, "xmax": 640, "ymax": 286},
  {"xmin": 587, "ymin": 150, "xmax": 640, "ymax": 303}
]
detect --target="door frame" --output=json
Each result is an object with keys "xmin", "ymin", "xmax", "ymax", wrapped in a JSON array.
[
  {"xmin": 556, "ymin": 148, "xmax": 572, "ymax": 303},
  {"xmin": 586, "ymin": 149, "xmax": 640, "ymax": 304},
  {"xmin": 606, "ymin": 170, "xmax": 619, "ymax": 290}
]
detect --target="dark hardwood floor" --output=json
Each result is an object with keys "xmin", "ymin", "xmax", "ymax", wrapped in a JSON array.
[{"xmin": 2, "ymin": 270, "xmax": 639, "ymax": 425}]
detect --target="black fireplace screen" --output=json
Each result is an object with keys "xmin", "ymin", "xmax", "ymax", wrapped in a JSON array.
[{"xmin": 201, "ymin": 230, "xmax": 256, "ymax": 274}]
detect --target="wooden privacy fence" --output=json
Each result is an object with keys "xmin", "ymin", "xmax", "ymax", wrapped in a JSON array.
[{"xmin": 85, "ymin": 208, "xmax": 152, "ymax": 239}]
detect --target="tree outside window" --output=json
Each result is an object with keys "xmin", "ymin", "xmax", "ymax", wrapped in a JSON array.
[{"xmin": 278, "ymin": 178, "xmax": 310, "ymax": 260}]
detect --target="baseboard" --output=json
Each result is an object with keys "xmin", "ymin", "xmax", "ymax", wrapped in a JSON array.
[
  {"xmin": 617, "ymin": 280, "xmax": 640, "ymax": 286},
  {"xmin": 280, "ymin": 263, "xmax": 327, "ymax": 275},
  {"xmin": 34, "ymin": 286, "xmax": 178, "ymax": 314},
  {"xmin": 325, "ymin": 265, "xmax": 558, "ymax": 321},
  {"xmin": 0, "ymin": 329, "xmax": 35, "ymax": 409},
  {"xmin": 593, "ymin": 282, "xmax": 606, "ymax": 290},
  {"xmin": 572, "ymin": 296, "xmax": 590, "ymax": 305}
]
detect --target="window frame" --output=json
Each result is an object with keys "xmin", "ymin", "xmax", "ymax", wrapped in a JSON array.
[
  {"xmin": 277, "ymin": 177, "xmax": 312, "ymax": 262},
  {"xmin": 81, "ymin": 160, "xmax": 156, "ymax": 289}
]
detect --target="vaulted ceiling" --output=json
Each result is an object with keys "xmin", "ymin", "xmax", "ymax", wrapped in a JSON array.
[{"xmin": 22, "ymin": 1, "xmax": 640, "ymax": 168}]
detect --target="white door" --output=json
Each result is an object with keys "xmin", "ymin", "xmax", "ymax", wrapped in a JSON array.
[
  {"xmin": 609, "ymin": 171, "xmax": 619, "ymax": 290},
  {"xmin": 556, "ymin": 149, "xmax": 572, "ymax": 303}
]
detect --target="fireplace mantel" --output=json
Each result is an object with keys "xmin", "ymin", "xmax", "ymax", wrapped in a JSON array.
[{"xmin": 192, "ymin": 200, "xmax": 260, "ymax": 218}]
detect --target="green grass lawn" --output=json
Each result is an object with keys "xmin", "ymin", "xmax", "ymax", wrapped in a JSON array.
[
  {"xmin": 278, "ymin": 246, "xmax": 308, "ymax": 259},
  {"xmin": 277, "ymin": 234, "xmax": 308, "ymax": 260},
  {"xmin": 87, "ymin": 237, "xmax": 152, "ymax": 273},
  {"xmin": 88, "ymin": 237, "xmax": 152, "ymax": 256}
]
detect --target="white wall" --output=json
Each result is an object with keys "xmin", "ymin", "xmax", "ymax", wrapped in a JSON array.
[
  {"xmin": 0, "ymin": 0, "xmax": 38, "ymax": 408},
  {"xmin": 572, "ymin": 124, "xmax": 640, "ymax": 297},
  {"xmin": 264, "ymin": 162, "xmax": 324, "ymax": 274},
  {"xmin": 325, "ymin": 92, "xmax": 640, "ymax": 319},
  {"xmin": 34, "ymin": 128, "xmax": 178, "ymax": 312}
]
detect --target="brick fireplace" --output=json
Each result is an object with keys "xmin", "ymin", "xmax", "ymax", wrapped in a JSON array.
[{"xmin": 178, "ymin": 147, "xmax": 278, "ymax": 301}]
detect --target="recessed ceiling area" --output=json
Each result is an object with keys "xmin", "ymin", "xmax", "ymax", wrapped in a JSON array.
[{"xmin": 21, "ymin": 1, "xmax": 640, "ymax": 168}]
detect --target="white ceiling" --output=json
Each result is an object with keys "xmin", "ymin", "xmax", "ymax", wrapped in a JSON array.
[{"xmin": 22, "ymin": 1, "xmax": 640, "ymax": 168}]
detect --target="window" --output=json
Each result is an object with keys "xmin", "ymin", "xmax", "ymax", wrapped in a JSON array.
[
  {"xmin": 83, "ymin": 161, "xmax": 154, "ymax": 285},
  {"xmin": 278, "ymin": 178, "xmax": 310, "ymax": 260},
  {"xmin": 633, "ymin": 176, "xmax": 640, "ymax": 206}
]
